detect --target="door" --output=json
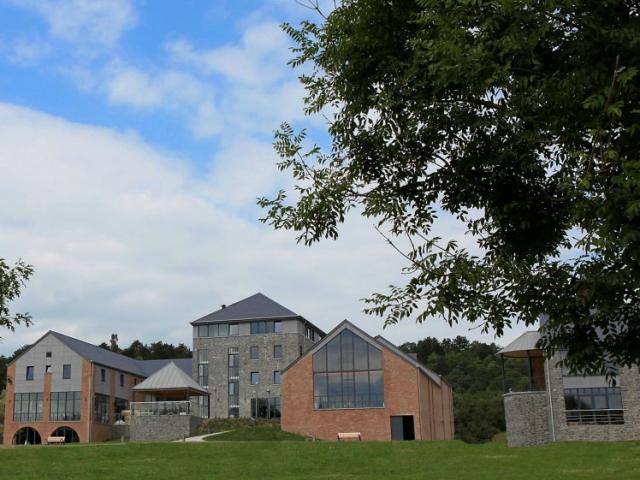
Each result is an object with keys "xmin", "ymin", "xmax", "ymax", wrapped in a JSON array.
[{"xmin": 390, "ymin": 415, "xmax": 415, "ymax": 440}]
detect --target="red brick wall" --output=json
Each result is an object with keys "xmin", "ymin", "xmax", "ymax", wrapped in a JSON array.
[
  {"xmin": 282, "ymin": 345, "xmax": 453, "ymax": 441},
  {"xmin": 2, "ymin": 361, "xmax": 92, "ymax": 444}
]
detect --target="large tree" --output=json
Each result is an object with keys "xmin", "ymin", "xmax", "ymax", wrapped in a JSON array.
[
  {"xmin": 0, "ymin": 259, "xmax": 33, "ymax": 340},
  {"xmin": 259, "ymin": 0, "xmax": 640, "ymax": 372}
]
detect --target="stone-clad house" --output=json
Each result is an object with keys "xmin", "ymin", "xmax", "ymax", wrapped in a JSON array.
[
  {"xmin": 191, "ymin": 293, "xmax": 325, "ymax": 419},
  {"xmin": 500, "ymin": 328, "xmax": 640, "ymax": 447}
]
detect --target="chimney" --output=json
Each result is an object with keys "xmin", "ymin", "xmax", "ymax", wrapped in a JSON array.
[{"xmin": 221, "ymin": 304, "xmax": 226, "ymax": 309}]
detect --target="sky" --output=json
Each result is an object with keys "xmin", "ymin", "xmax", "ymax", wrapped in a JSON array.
[{"xmin": 0, "ymin": 0, "xmax": 529, "ymax": 356}]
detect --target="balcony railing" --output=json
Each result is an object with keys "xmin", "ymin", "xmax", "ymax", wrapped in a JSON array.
[
  {"xmin": 565, "ymin": 409, "xmax": 625, "ymax": 425},
  {"xmin": 130, "ymin": 401, "xmax": 207, "ymax": 418}
]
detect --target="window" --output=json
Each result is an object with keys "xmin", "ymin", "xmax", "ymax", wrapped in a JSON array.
[
  {"xmin": 62, "ymin": 364, "xmax": 71, "ymax": 379},
  {"xmin": 100, "ymin": 368, "xmax": 106, "ymax": 382},
  {"xmin": 273, "ymin": 345, "xmax": 283, "ymax": 359},
  {"xmin": 564, "ymin": 387, "xmax": 624, "ymax": 425},
  {"xmin": 202, "ymin": 323, "xmax": 231, "ymax": 338},
  {"xmin": 198, "ymin": 325, "xmax": 209, "ymax": 338},
  {"xmin": 250, "ymin": 321, "xmax": 276, "ymax": 335},
  {"xmin": 13, "ymin": 392, "xmax": 43, "ymax": 421},
  {"xmin": 25, "ymin": 366, "xmax": 34, "ymax": 381},
  {"xmin": 274, "ymin": 321, "xmax": 282, "ymax": 333},
  {"xmin": 273, "ymin": 370, "xmax": 281, "ymax": 385},
  {"xmin": 229, "ymin": 323, "xmax": 239, "ymax": 336},
  {"xmin": 198, "ymin": 363, "xmax": 208, "ymax": 387},
  {"xmin": 250, "ymin": 372, "xmax": 260, "ymax": 385},
  {"xmin": 94, "ymin": 393, "xmax": 110, "ymax": 423},
  {"xmin": 228, "ymin": 347, "xmax": 240, "ymax": 417},
  {"xmin": 46, "ymin": 351, "xmax": 52, "ymax": 358},
  {"xmin": 251, "ymin": 397, "xmax": 281, "ymax": 419},
  {"xmin": 198, "ymin": 349, "xmax": 208, "ymax": 363},
  {"xmin": 50, "ymin": 391, "xmax": 81, "ymax": 421},
  {"xmin": 312, "ymin": 329, "xmax": 384, "ymax": 409},
  {"xmin": 250, "ymin": 346, "xmax": 259, "ymax": 360},
  {"xmin": 197, "ymin": 349, "xmax": 208, "ymax": 387},
  {"xmin": 114, "ymin": 398, "xmax": 128, "ymax": 422},
  {"xmin": 119, "ymin": 374, "xmax": 125, "ymax": 387}
]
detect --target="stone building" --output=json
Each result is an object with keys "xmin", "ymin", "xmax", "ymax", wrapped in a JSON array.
[
  {"xmin": 281, "ymin": 320, "xmax": 454, "ymax": 441},
  {"xmin": 191, "ymin": 293, "xmax": 325, "ymax": 419},
  {"xmin": 500, "ymin": 329, "xmax": 640, "ymax": 447}
]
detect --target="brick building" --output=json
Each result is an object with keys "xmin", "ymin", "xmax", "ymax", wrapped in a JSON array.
[
  {"xmin": 281, "ymin": 320, "xmax": 454, "ymax": 441},
  {"xmin": 2, "ymin": 331, "xmax": 190, "ymax": 445}
]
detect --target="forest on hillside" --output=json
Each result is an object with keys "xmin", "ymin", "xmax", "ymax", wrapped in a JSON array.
[{"xmin": 400, "ymin": 336, "xmax": 529, "ymax": 443}]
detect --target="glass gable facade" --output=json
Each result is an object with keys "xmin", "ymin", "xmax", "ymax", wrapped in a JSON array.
[{"xmin": 312, "ymin": 329, "xmax": 384, "ymax": 409}]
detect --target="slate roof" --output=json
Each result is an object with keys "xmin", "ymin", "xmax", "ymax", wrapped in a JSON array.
[
  {"xmin": 133, "ymin": 361, "xmax": 206, "ymax": 394},
  {"xmin": 48, "ymin": 331, "xmax": 192, "ymax": 377},
  {"xmin": 191, "ymin": 292, "xmax": 301, "ymax": 325}
]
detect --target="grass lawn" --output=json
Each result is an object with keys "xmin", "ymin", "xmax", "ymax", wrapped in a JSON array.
[
  {"xmin": 204, "ymin": 424, "xmax": 305, "ymax": 441},
  {"xmin": 1, "ymin": 440, "xmax": 639, "ymax": 479}
]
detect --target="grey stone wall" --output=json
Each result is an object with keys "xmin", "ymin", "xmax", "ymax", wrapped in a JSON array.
[
  {"xmin": 130, "ymin": 415, "xmax": 201, "ymax": 442},
  {"xmin": 193, "ymin": 321, "xmax": 317, "ymax": 418},
  {"xmin": 504, "ymin": 391, "xmax": 551, "ymax": 447},
  {"xmin": 547, "ymin": 353, "xmax": 640, "ymax": 442}
]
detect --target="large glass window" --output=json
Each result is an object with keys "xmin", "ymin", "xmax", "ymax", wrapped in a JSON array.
[
  {"xmin": 198, "ymin": 325, "xmax": 209, "ymax": 337},
  {"xmin": 312, "ymin": 329, "xmax": 384, "ymax": 409},
  {"xmin": 564, "ymin": 387, "xmax": 624, "ymax": 425},
  {"xmin": 94, "ymin": 393, "xmax": 110, "ymax": 424},
  {"xmin": 251, "ymin": 397, "xmax": 281, "ymax": 419},
  {"xmin": 229, "ymin": 323, "xmax": 239, "ymax": 336},
  {"xmin": 250, "ymin": 321, "xmax": 277, "ymax": 335},
  {"xmin": 197, "ymin": 349, "xmax": 208, "ymax": 387},
  {"xmin": 50, "ymin": 391, "xmax": 81, "ymax": 421},
  {"xmin": 13, "ymin": 392, "xmax": 43, "ymax": 421},
  {"xmin": 228, "ymin": 347, "xmax": 239, "ymax": 417}
]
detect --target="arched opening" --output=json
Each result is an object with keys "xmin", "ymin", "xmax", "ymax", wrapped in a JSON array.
[
  {"xmin": 13, "ymin": 427, "xmax": 42, "ymax": 445},
  {"xmin": 50, "ymin": 426, "xmax": 80, "ymax": 443}
]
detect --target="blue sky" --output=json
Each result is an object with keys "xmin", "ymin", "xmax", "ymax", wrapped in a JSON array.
[{"xmin": 0, "ymin": 0, "xmax": 528, "ymax": 355}]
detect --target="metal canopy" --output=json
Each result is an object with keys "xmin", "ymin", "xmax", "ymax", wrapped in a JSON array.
[
  {"xmin": 498, "ymin": 331, "xmax": 543, "ymax": 358},
  {"xmin": 133, "ymin": 361, "xmax": 207, "ymax": 395}
]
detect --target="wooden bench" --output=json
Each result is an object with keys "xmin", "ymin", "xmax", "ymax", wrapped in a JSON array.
[
  {"xmin": 47, "ymin": 436, "xmax": 65, "ymax": 445},
  {"xmin": 337, "ymin": 432, "xmax": 361, "ymax": 441}
]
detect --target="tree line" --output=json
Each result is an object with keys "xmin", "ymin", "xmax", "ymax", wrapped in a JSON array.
[{"xmin": 400, "ymin": 336, "xmax": 528, "ymax": 443}]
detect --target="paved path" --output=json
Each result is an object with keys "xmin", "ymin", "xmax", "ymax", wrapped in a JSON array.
[{"xmin": 174, "ymin": 431, "xmax": 230, "ymax": 443}]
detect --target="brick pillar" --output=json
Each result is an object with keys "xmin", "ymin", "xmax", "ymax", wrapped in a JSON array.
[{"xmin": 2, "ymin": 364, "xmax": 16, "ymax": 445}]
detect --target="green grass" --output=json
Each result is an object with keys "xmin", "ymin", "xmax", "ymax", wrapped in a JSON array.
[
  {"xmin": 204, "ymin": 424, "xmax": 306, "ymax": 441},
  {"xmin": 1, "ymin": 440, "xmax": 639, "ymax": 479}
]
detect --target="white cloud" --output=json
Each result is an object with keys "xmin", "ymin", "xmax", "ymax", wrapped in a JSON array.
[
  {"xmin": 103, "ymin": 63, "xmax": 224, "ymax": 137},
  {"xmin": 0, "ymin": 103, "xmax": 526, "ymax": 354},
  {"xmin": 7, "ymin": 0, "xmax": 136, "ymax": 50},
  {"xmin": 165, "ymin": 22, "xmax": 290, "ymax": 86},
  {"xmin": 2, "ymin": 36, "xmax": 51, "ymax": 66}
]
